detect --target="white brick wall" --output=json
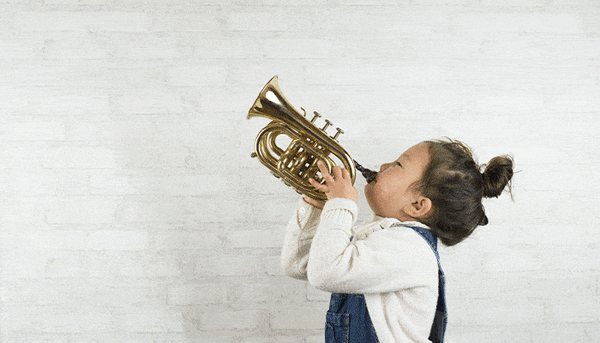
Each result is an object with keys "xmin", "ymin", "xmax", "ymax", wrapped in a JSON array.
[{"xmin": 1, "ymin": 1, "xmax": 599, "ymax": 342}]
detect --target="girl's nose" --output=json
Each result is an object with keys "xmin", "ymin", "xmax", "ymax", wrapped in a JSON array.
[{"xmin": 380, "ymin": 163, "xmax": 391, "ymax": 172}]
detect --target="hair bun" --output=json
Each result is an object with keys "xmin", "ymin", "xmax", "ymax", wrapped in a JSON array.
[{"xmin": 482, "ymin": 155, "xmax": 514, "ymax": 198}]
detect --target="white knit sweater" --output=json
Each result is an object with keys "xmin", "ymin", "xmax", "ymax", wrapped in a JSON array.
[{"xmin": 281, "ymin": 197, "xmax": 439, "ymax": 343}]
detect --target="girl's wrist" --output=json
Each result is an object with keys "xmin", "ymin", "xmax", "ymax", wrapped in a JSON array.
[{"xmin": 320, "ymin": 198, "xmax": 358, "ymax": 227}]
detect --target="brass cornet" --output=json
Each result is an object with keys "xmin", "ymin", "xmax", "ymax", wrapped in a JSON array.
[{"xmin": 248, "ymin": 76, "xmax": 377, "ymax": 201}]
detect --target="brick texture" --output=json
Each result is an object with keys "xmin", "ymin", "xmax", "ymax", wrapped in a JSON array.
[{"xmin": 1, "ymin": 1, "xmax": 599, "ymax": 342}]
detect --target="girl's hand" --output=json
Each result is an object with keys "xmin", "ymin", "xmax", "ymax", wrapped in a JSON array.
[{"xmin": 308, "ymin": 161, "xmax": 358, "ymax": 203}]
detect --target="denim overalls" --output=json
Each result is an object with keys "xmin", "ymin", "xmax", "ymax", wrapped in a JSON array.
[{"xmin": 325, "ymin": 225, "xmax": 447, "ymax": 343}]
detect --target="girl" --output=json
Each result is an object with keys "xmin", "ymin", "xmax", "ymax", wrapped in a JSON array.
[{"xmin": 280, "ymin": 139, "xmax": 513, "ymax": 343}]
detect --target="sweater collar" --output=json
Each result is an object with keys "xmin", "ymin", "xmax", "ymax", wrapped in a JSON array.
[
  {"xmin": 368, "ymin": 214, "xmax": 429, "ymax": 230},
  {"xmin": 352, "ymin": 214, "xmax": 430, "ymax": 240}
]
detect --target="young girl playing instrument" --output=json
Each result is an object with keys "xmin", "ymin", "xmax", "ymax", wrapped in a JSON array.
[{"xmin": 281, "ymin": 139, "xmax": 513, "ymax": 343}]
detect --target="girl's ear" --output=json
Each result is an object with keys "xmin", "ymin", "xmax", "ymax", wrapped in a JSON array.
[{"xmin": 405, "ymin": 195, "xmax": 432, "ymax": 219}]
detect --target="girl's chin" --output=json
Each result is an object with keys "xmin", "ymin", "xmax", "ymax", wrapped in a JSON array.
[{"xmin": 364, "ymin": 180, "xmax": 376, "ymax": 192}]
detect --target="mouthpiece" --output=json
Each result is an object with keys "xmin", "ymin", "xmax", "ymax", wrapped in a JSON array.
[{"xmin": 354, "ymin": 160, "xmax": 378, "ymax": 184}]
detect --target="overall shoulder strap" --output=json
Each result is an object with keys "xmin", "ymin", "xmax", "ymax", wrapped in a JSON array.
[
  {"xmin": 390, "ymin": 223, "xmax": 447, "ymax": 343},
  {"xmin": 391, "ymin": 224, "xmax": 440, "ymax": 260}
]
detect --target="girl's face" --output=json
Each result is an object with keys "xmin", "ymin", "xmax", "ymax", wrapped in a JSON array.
[{"xmin": 364, "ymin": 143, "xmax": 431, "ymax": 221}]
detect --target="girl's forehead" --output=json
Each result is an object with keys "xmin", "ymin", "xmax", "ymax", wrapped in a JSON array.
[
  {"xmin": 390, "ymin": 143, "xmax": 430, "ymax": 162},
  {"xmin": 399, "ymin": 144, "xmax": 431, "ymax": 167},
  {"xmin": 402, "ymin": 143, "xmax": 429, "ymax": 158}
]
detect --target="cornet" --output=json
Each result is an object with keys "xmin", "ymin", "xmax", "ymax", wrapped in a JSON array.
[{"xmin": 248, "ymin": 76, "xmax": 378, "ymax": 201}]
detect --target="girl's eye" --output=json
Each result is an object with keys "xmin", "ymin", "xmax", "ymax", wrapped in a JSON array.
[{"xmin": 396, "ymin": 162, "xmax": 402, "ymax": 168}]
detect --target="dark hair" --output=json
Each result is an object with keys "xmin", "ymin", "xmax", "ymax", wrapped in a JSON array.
[{"xmin": 417, "ymin": 139, "xmax": 513, "ymax": 246}]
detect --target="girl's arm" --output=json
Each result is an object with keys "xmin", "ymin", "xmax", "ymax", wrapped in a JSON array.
[
  {"xmin": 306, "ymin": 198, "xmax": 438, "ymax": 294},
  {"xmin": 280, "ymin": 198, "xmax": 323, "ymax": 280}
]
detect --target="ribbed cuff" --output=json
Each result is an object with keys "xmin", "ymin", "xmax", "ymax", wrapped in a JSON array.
[{"xmin": 320, "ymin": 198, "xmax": 358, "ymax": 234}]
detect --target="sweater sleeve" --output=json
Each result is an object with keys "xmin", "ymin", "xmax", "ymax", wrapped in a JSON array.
[
  {"xmin": 280, "ymin": 198, "xmax": 323, "ymax": 280},
  {"xmin": 306, "ymin": 199, "xmax": 438, "ymax": 294}
]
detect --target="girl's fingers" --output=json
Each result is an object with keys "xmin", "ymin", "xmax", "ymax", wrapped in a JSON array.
[
  {"xmin": 315, "ymin": 161, "xmax": 352, "ymax": 184},
  {"xmin": 320, "ymin": 163, "xmax": 349, "ymax": 180},
  {"xmin": 341, "ymin": 167, "xmax": 350, "ymax": 180},
  {"xmin": 317, "ymin": 160, "xmax": 329, "ymax": 177},
  {"xmin": 317, "ymin": 161, "xmax": 334, "ymax": 183},
  {"xmin": 332, "ymin": 166, "xmax": 341, "ymax": 180},
  {"xmin": 309, "ymin": 177, "xmax": 328, "ymax": 192}
]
